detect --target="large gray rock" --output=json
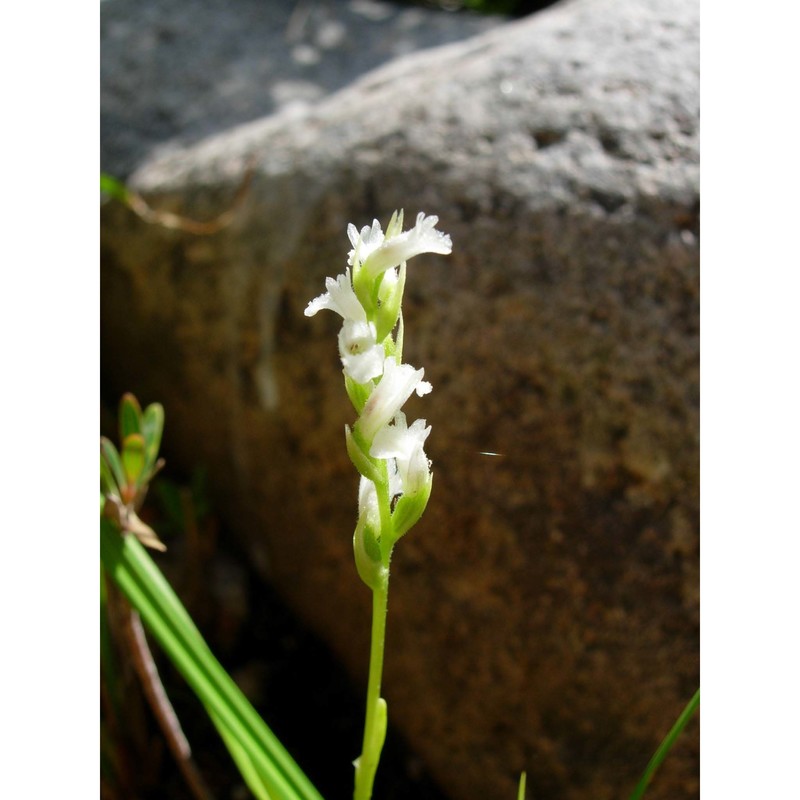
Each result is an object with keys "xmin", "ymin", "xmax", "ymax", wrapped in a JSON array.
[
  {"xmin": 101, "ymin": 0, "xmax": 699, "ymax": 798},
  {"xmin": 101, "ymin": 0, "xmax": 498, "ymax": 178}
]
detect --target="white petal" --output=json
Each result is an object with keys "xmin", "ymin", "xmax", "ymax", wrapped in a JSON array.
[
  {"xmin": 407, "ymin": 417, "xmax": 433, "ymax": 443},
  {"xmin": 358, "ymin": 357, "xmax": 430, "ymax": 442},
  {"xmin": 358, "ymin": 476, "xmax": 380, "ymax": 528},
  {"xmin": 343, "ymin": 346, "xmax": 385, "ymax": 384},
  {"xmin": 338, "ymin": 321, "xmax": 385, "ymax": 383},
  {"xmin": 347, "ymin": 223, "xmax": 361, "ymax": 249},
  {"xmin": 386, "ymin": 457, "xmax": 402, "ymax": 501},
  {"xmin": 370, "ymin": 430, "xmax": 405, "ymax": 460},
  {"xmin": 370, "ymin": 413, "xmax": 432, "ymax": 495},
  {"xmin": 361, "ymin": 212, "xmax": 452, "ymax": 278},
  {"xmin": 348, "ymin": 219, "xmax": 385, "ymax": 267},
  {"xmin": 370, "ymin": 415, "xmax": 409, "ymax": 459},
  {"xmin": 363, "ymin": 219, "xmax": 385, "ymax": 250},
  {"xmin": 370, "ymin": 412, "xmax": 424, "ymax": 454},
  {"xmin": 304, "ymin": 269, "xmax": 366, "ymax": 321},
  {"xmin": 403, "ymin": 444, "xmax": 431, "ymax": 495}
]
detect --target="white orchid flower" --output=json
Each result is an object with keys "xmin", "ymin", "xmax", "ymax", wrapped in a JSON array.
[
  {"xmin": 305, "ymin": 268, "xmax": 366, "ymax": 321},
  {"xmin": 349, "ymin": 212, "xmax": 452, "ymax": 280},
  {"xmin": 347, "ymin": 218, "xmax": 386, "ymax": 269},
  {"xmin": 338, "ymin": 320, "xmax": 386, "ymax": 384},
  {"xmin": 357, "ymin": 357, "xmax": 431, "ymax": 443},
  {"xmin": 370, "ymin": 412, "xmax": 432, "ymax": 497}
]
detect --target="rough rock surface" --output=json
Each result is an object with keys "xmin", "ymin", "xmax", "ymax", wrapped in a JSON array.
[
  {"xmin": 101, "ymin": 0, "xmax": 700, "ymax": 799},
  {"xmin": 101, "ymin": 0, "xmax": 498, "ymax": 178}
]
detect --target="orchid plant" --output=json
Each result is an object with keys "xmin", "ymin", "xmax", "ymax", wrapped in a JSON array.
[{"xmin": 305, "ymin": 210, "xmax": 452, "ymax": 800}]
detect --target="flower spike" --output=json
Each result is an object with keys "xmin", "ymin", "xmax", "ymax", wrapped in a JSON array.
[{"xmin": 305, "ymin": 210, "xmax": 451, "ymax": 800}]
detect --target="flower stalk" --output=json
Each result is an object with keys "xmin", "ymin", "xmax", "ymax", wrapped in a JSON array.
[
  {"xmin": 355, "ymin": 581, "xmax": 389, "ymax": 800},
  {"xmin": 306, "ymin": 210, "xmax": 452, "ymax": 800}
]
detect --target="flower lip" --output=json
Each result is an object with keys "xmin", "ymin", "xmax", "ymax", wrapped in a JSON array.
[{"xmin": 338, "ymin": 320, "xmax": 385, "ymax": 384}]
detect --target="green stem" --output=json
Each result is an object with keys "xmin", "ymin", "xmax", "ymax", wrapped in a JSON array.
[
  {"xmin": 354, "ymin": 580, "xmax": 389, "ymax": 800},
  {"xmin": 353, "ymin": 413, "xmax": 395, "ymax": 799},
  {"xmin": 628, "ymin": 687, "xmax": 700, "ymax": 800}
]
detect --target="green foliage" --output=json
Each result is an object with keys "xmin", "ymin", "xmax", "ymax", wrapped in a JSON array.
[
  {"xmin": 101, "ymin": 521, "xmax": 322, "ymax": 800},
  {"xmin": 100, "ymin": 172, "xmax": 130, "ymax": 203},
  {"xmin": 101, "ymin": 394, "xmax": 166, "ymax": 550},
  {"xmin": 628, "ymin": 688, "xmax": 700, "ymax": 800},
  {"xmin": 100, "ymin": 394, "xmax": 321, "ymax": 800}
]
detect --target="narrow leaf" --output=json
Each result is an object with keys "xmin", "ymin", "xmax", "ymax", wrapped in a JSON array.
[
  {"xmin": 208, "ymin": 705, "xmax": 274, "ymax": 800},
  {"xmin": 141, "ymin": 402, "xmax": 165, "ymax": 474},
  {"xmin": 100, "ymin": 523, "xmax": 296, "ymax": 798},
  {"xmin": 101, "ymin": 437, "xmax": 127, "ymax": 494},
  {"xmin": 100, "ymin": 454, "xmax": 119, "ymax": 497},
  {"xmin": 517, "ymin": 771, "xmax": 527, "ymax": 800},
  {"xmin": 628, "ymin": 688, "xmax": 700, "ymax": 800},
  {"xmin": 100, "ymin": 521, "xmax": 323, "ymax": 800},
  {"xmin": 122, "ymin": 433, "xmax": 147, "ymax": 485},
  {"xmin": 119, "ymin": 393, "xmax": 143, "ymax": 441}
]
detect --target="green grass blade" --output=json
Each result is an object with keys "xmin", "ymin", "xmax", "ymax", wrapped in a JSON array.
[
  {"xmin": 517, "ymin": 771, "xmax": 527, "ymax": 800},
  {"xmin": 628, "ymin": 688, "xmax": 700, "ymax": 800},
  {"xmin": 207, "ymin": 704, "xmax": 274, "ymax": 800},
  {"xmin": 100, "ymin": 520, "xmax": 324, "ymax": 800},
  {"xmin": 100, "ymin": 526, "xmax": 299, "ymax": 800}
]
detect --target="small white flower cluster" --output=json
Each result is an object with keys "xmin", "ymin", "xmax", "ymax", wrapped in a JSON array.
[{"xmin": 306, "ymin": 211, "xmax": 451, "ymax": 584}]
